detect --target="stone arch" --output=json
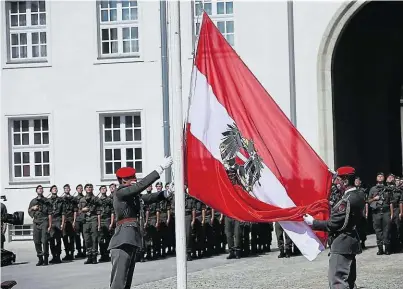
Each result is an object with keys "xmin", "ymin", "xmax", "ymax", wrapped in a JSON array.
[{"xmin": 316, "ymin": 1, "xmax": 368, "ymax": 169}]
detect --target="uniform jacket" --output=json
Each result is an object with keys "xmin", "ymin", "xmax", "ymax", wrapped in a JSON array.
[
  {"xmin": 98, "ymin": 195, "xmax": 114, "ymax": 220},
  {"xmin": 312, "ymin": 187, "xmax": 365, "ymax": 255},
  {"xmin": 28, "ymin": 197, "xmax": 50, "ymax": 224},
  {"xmin": 108, "ymin": 170, "xmax": 165, "ymax": 250},
  {"xmin": 62, "ymin": 195, "xmax": 78, "ymax": 221},
  {"xmin": 368, "ymin": 184, "xmax": 391, "ymax": 210},
  {"xmin": 49, "ymin": 196, "xmax": 64, "ymax": 220}
]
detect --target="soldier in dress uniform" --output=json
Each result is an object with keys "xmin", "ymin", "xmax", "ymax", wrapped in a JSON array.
[
  {"xmin": 304, "ymin": 166, "xmax": 365, "ymax": 289},
  {"xmin": 61, "ymin": 184, "xmax": 78, "ymax": 261},
  {"xmin": 28, "ymin": 185, "xmax": 51, "ymax": 266},
  {"xmin": 368, "ymin": 172, "xmax": 393, "ymax": 255},
  {"xmin": 275, "ymin": 222, "xmax": 292, "ymax": 258},
  {"xmin": 74, "ymin": 184, "xmax": 86, "ymax": 258},
  {"xmin": 98, "ymin": 185, "xmax": 115, "ymax": 262},
  {"xmin": 354, "ymin": 177, "xmax": 368, "ymax": 249},
  {"xmin": 78, "ymin": 184, "xmax": 101, "ymax": 264},
  {"xmin": 225, "ymin": 215, "xmax": 242, "ymax": 259},
  {"xmin": 48, "ymin": 185, "xmax": 64, "ymax": 264},
  {"xmin": 108, "ymin": 157, "xmax": 173, "ymax": 289}
]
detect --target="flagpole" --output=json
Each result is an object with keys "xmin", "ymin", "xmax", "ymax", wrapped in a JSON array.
[
  {"xmin": 287, "ymin": 0, "xmax": 297, "ymax": 126},
  {"xmin": 167, "ymin": 1, "xmax": 187, "ymax": 288}
]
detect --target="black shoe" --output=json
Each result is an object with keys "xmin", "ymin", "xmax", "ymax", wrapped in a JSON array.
[
  {"xmin": 278, "ymin": 250, "xmax": 286, "ymax": 258},
  {"xmin": 376, "ymin": 245, "xmax": 384, "ymax": 255},
  {"xmin": 92, "ymin": 256, "xmax": 98, "ymax": 264},
  {"xmin": 62, "ymin": 254, "xmax": 73, "ymax": 261},
  {"xmin": 84, "ymin": 257, "xmax": 93, "ymax": 264},
  {"xmin": 385, "ymin": 246, "xmax": 391, "ymax": 255},
  {"xmin": 75, "ymin": 252, "xmax": 85, "ymax": 259},
  {"xmin": 43, "ymin": 256, "xmax": 49, "ymax": 266},
  {"xmin": 36, "ymin": 256, "xmax": 44, "ymax": 266},
  {"xmin": 285, "ymin": 249, "xmax": 292, "ymax": 258},
  {"xmin": 235, "ymin": 249, "xmax": 241, "ymax": 259},
  {"xmin": 140, "ymin": 257, "xmax": 146, "ymax": 263},
  {"xmin": 361, "ymin": 242, "xmax": 366, "ymax": 249},
  {"xmin": 226, "ymin": 250, "xmax": 236, "ymax": 259},
  {"xmin": 187, "ymin": 253, "xmax": 193, "ymax": 261},
  {"xmin": 49, "ymin": 256, "xmax": 56, "ymax": 264},
  {"xmin": 53, "ymin": 255, "xmax": 62, "ymax": 264}
]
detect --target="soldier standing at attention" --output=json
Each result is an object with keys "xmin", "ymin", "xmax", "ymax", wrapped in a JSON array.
[
  {"xmin": 368, "ymin": 172, "xmax": 393, "ymax": 255},
  {"xmin": 108, "ymin": 157, "xmax": 173, "ymax": 289},
  {"xmin": 98, "ymin": 185, "xmax": 115, "ymax": 262},
  {"xmin": 156, "ymin": 182, "xmax": 169, "ymax": 258},
  {"xmin": 275, "ymin": 222, "xmax": 292, "ymax": 258},
  {"xmin": 386, "ymin": 174, "xmax": 401, "ymax": 253},
  {"xmin": 193, "ymin": 198, "xmax": 204, "ymax": 258},
  {"xmin": 394, "ymin": 176, "xmax": 403, "ymax": 250},
  {"xmin": 166, "ymin": 185, "xmax": 176, "ymax": 256},
  {"xmin": 48, "ymin": 185, "xmax": 64, "ymax": 264},
  {"xmin": 61, "ymin": 184, "xmax": 78, "ymax": 261},
  {"xmin": 79, "ymin": 184, "xmax": 101, "ymax": 264},
  {"xmin": 74, "ymin": 184, "xmax": 86, "ymax": 258},
  {"xmin": 28, "ymin": 185, "xmax": 51, "ymax": 266},
  {"xmin": 147, "ymin": 186, "xmax": 160, "ymax": 259},
  {"xmin": 354, "ymin": 177, "xmax": 368, "ymax": 249},
  {"xmin": 109, "ymin": 183, "xmax": 117, "ymax": 230},
  {"xmin": 225, "ymin": 215, "xmax": 242, "ymax": 259},
  {"xmin": 184, "ymin": 189, "xmax": 196, "ymax": 261},
  {"xmin": 143, "ymin": 185, "xmax": 153, "ymax": 260},
  {"xmin": 304, "ymin": 166, "xmax": 365, "ymax": 289}
]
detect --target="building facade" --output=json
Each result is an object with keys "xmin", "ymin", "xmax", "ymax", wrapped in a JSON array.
[{"xmin": 1, "ymin": 1, "xmax": 401, "ymax": 241}]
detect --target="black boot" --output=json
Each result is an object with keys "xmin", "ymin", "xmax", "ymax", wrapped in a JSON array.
[
  {"xmin": 36, "ymin": 256, "xmax": 44, "ymax": 266},
  {"xmin": 92, "ymin": 255, "xmax": 98, "ymax": 264},
  {"xmin": 285, "ymin": 249, "xmax": 292, "ymax": 258},
  {"xmin": 187, "ymin": 253, "xmax": 193, "ymax": 261},
  {"xmin": 226, "ymin": 249, "xmax": 236, "ymax": 259},
  {"xmin": 62, "ymin": 252, "xmax": 73, "ymax": 261},
  {"xmin": 43, "ymin": 256, "xmax": 49, "ymax": 266},
  {"xmin": 235, "ymin": 249, "xmax": 241, "ymax": 259},
  {"xmin": 377, "ymin": 245, "xmax": 384, "ymax": 255},
  {"xmin": 49, "ymin": 255, "xmax": 56, "ymax": 264},
  {"xmin": 75, "ymin": 251, "xmax": 85, "ymax": 259},
  {"xmin": 84, "ymin": 256, "xmax": 93, "ymax": 264},
  {"xmin": 385, "ymin": 245, "xmax": 391, "ymax": 255},
  {"xmin": 54, "ymin": 254, "xmax": 62, "ymax": 264},
  {"xmin": 278, "ymin": 249, "xmax": 286, "ymax": 258}
]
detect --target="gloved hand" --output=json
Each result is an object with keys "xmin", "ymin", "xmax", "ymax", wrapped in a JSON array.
[
  {"xmin": 303, "ymin": 214, "xmax": 314, "ymax": 225},
  {"xmin": 156, "ymin": 156, "xmax": 173, "ymax": 175}
]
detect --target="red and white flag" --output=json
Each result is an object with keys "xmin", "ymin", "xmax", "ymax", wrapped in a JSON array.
[{"xmin": 185, "ymin": 13, "xmax": 332, "ymax": 261}]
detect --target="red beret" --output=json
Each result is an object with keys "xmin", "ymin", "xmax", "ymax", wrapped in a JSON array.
[
  {"xmin": 116, "ymin": 167, "xmax": 136, "ymax": 179},
  {"xmin": 336, "ymin": 166, "xmax": 355, "ymax": 176}
]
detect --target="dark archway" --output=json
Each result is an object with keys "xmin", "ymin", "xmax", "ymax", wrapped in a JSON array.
[{"xmin": 332, "ymin": 1, "xmax": 403, "ymax": 185}]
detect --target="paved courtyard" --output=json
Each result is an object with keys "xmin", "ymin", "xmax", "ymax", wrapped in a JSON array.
[{"xmin": 1, "ymin": 234, "xmax": 402, "ymax": 289}]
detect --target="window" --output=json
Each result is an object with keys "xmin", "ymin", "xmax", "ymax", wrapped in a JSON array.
[
  {"xmin": 98, "ymin": 1, "xmax": 140, "ymax": 58},
  {"xmin": 100, "ymin": 113, "xmax": 143, "ymax": 179},
  {"xmin": 5, "ymin": 1, "xmax": 48, "ymax": 62},
  {"xmin": 194, "ymin": 0, "xmax": 234, "ymax": 46},
  {"xmin": 9, "ymin": 117, "xmax": 50, "ymax": 182}
]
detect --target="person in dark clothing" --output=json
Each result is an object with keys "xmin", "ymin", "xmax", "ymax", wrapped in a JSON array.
[
  {"xmin": 275, "ymin": 222, "xmax": 292, "ymax": 258},
  {"xmin": 304, "ymin": 166, "xmax": 365, "ymax": 289},
  {"xmin": 74, "ymin": 184, "xmax": 86, "ymax": 258},
  {"xmin": 225, "ymin": 215, "xmax": 242, "ymax": 259},
  {"xmin": 61, "ymin": 184, "xmax": 78, "ymax": 261},
  {"xmin": 98, "ymin": 185, "xmax": 114, "ymax": 262},
  {"xmin": 354, "ymin": 177, "xmax": 368, "ymax": 249},
  {"xmin": 184, "ymin": 190, "xmax": 196, "ymax": 261},
  {"xmin": 28, "ymin": 185, "xmax": 51, "ymax": 266},
  {"xmin": 48, "ymin": 185, "xmax": 64, "ymax": 264},
  {"xmin": 108, "ymin": 157, "xmax": 173, "ymax": 289},
  {"xmin": 368, "ymin": 172, "xmax": 393, "ymax": 255}
]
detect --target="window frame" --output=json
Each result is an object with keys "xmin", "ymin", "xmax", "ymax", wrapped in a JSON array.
[
  {"xmin": 8, "ymin": 115, "xmax": 51, "ymax": 184},
  {"xmin": 96, "ymin": 0, "xmax": 142, "ymax": 61},
  {"xmin": 99, "ymin": 111, "xmax": 145, "ymax": 181},
  {"xmin": 4, "ymin": 0, "xmax": 51, "ymax": 66}
]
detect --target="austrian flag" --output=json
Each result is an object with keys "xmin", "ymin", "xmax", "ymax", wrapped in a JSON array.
[{"xmin": 185, "ymin": 13, "xmax": 333, "ymax": 261}]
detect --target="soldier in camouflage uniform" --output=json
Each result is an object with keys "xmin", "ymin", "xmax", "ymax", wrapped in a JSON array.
[
  {"xmin": 156, "ymin": 182, "xmax": 169, "ymax": 258},
  {"xmin": 275, "ymin": 222, "xmax": 292, "ymax": 258},
  {"xmin": 240, "ymin": 221, "xmax": 251, "ymax": 257},
  {"xmin": 193, "ymin": 198, "xmax": 204, "ymax": 258},
  {"xmin": 166, "ymin": 185, "xmax": 176, "ymax": 256},
  {"xmin": 225, "ymin": 215, "xmax": 242, "ymax": 259},
  {"xmin": 200, "ymin": 203, "xmax": 214, "ymax": 257},
  {"xmin": 48, "ymin": 185, "xmax": 64, "ymax": 264},
  {"xmin": 78, "ymin": 184, "xmax": 101, "ymax": 264},
  {"xmin": 109, "ymin": 183, "xmax": 117, "ymax": 230},
  {"xmin": 143, "ymin": 185, "xmax": 153, "ymax": 260},
  {"xmin": 98, "ymin": 185, "xmax": 115, "ymax": 262},
  {"xmin": 387, "ymin": 174, "xmax": 402, "ymax": 253},
  {"xmin": 28, "ymin": 185, "xmax": 51, "ymax": 266},
  {"xmin": 146, "ymin": 186, "xmax": 160, "ymax": 259},
  {"xmin": 61, "ymin": 184, "xmax": 78, "ymax": 261},
  {"xmin": 185, "ymin": 190, "xmax": 196, "ymax": 261},
  {"xmin": 74, "ymin": 184, "xmax": 86, "ymax": 258},
  {"xmin": 210, "ymin": 209, "xmax": 223, "ymax": 255},
  {"xmin": 250, "ymin": 222, "xmax": 260, "ymax": 255},
  {"xmin": 354, "ymin": 177, "xmax": 368, "ymax": 249}
]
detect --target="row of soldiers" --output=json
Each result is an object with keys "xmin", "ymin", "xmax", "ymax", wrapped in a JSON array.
[
  {"xmin": 329, "ymin": 173, "xmax": 403, "ymax": 255},
  {"xmin": 27, "ymin": 181, "xmax": 302, "ymax": 266}
]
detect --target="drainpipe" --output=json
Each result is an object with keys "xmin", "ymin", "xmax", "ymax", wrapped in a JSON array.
[{"xmin": 160, "ymin": 0, "xmax": 171, "ymax": 182}]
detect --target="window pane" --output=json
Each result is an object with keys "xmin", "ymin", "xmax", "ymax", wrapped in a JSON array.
[
  {"xmin": 21, "ymin": 120, "xmax": 29, "ymax": 131},
  {"xmin": 39, "ymin": 13, "xmax": 46, "ymax": 25},
  {"xmin": 34, "ymin": 119, "xmax": 41, "ymax": 131},
  {"xmin": 13, "ymin": 134, "xmax": 21, "ymax": 145},
  {"xmin": 34, "ymin": 133, "xmax": 42, "ymax": 144},
  {"xmin": 126, "ymin": 148, "xmax": 133, "ymax": 160},
  {"xmin": 123, "ymin": 27, "xmax": 130, "ymax": 39},
  {"xmin": 217, "ymin": 21, "xmax": 225, "ymax": 33},
  {"xmin": 14, "ymin": 166, "xmax": 22, "ymax": 178},
  {"xmin": 12, "ymin": 47, "xmax": 19, "ymax": 58},
  {"xmin": 134, "ymin": 129, "xmax": 141, "ymax": 141},
  {"xmin": 105, "ymin": 130, "xmax": 112, "ymax": 142},
  {"xmin": 32, "ymin": 46, "xmax": 39, "ymax": 58},
  {"xmin": 32, "ymin": 1, "xmax": 39, "ymax": 12},
  {"xmin": 31, "ymin": 14, "xmax": 38, "ymax": 25},
  {"xmin": 226, "ymin": 2, "xmax": 233, "ymax": 14},
  {"xmin": 34, "ymin": 151, "xmax": 42, "ymax": 163},
  {"xmin": 20, "ymin": 46, "xmax": 27, "ymax": 58},
  {"xmin": 195, "ymin": 2, "xmax": 202, "ymax": 16},
  {"xmin": 19, "ymin": 14, "xmax": 26, "ymax": 26},
  {"xmin": 111, "ymin": 41, "xmax": 118, "ymax": 53},
  {"xmin": 35, "ymin": 165, "xmax": 42, "ymax": 176},
  {"xmin": 11, "ymin": 15, "xmax": 18, "ymax": 27},
  {"xmin": 114, "ymin": 149, "xmax": 121, "ymax": 160},
  {"xmin": 23, "ymin": 165, "xmax": 30, "ymax": 177},
  {"xmin": 101, "ymin": 10, "xmax": 108, "ymax": 22},
  {"xmin": 40, "ymin": 45, "xmax": 47, "ymax": 57},
  {"xmin": 105, "ymin": 162, "xmax": 113, "ymax": 174},
  {"xmin": 127, "ymin": 161, "xmax": 134, "ymax": 167},
  {"xmin": 204, "ymin": 3, "xmax": 212, "ymax": 15},
  {"xmin": 39, "ymin": 1, "xmax": 46, "ymax": 11},
  {"xmin": 43, "ymin": 151, "xmax": 49, "ymax": 162},
  {"xmin": 43, "ymin": 164, "xmax": 50, "ymax": 176},
  {"xmin": 102, "ymin": 29, "xmax": 109, "ymax": 40},
  {"xmin": 11, "ymin": 34, "xmax": 18, "ymax": 45},
  {"xmin": 23, "ymin": 152, "xmax": 30, "ymax": 163},
  {"xmin": 20, "ymin": 1, "xmax": 27, "ymax": 12},
  {"xmin": 131, "ymin": 40, "xmax": 139, "ymax": 53},
  {"xmin": 43, "ymin": 132, "xmax": 49, "ymax": 144},
  {"xmin": 125, "ymin": 116, "xmax": 133, "ymax": 127},
  {"xmin": 114, "ymin": 162, "xmax": 121, "ymax": 173},
  {"xmin": 123, "ymin": 41, "xmax": 130, "ymax": 53},
  {"xmin": 133, "ymin": 115, "xmax": 141, "ymax": 127},
  {"xmin": 226, "ymin": 34, "xmax": 234, "ymax": 46},
  {"xmin": 105, "ymin": 149, "xmax": 112, "ymax": 161},
  {"xmin": 131, "ymin": 27, "xmax": 138, "ymax": 38},
  {"xmin": 14, "ymin": 152, "xmax": 21, "ymax": 164},
  {"xmin": 11, "ymin": 2, "xmax": 18, "ymax": 13},
  {"xmin": 135, "ymin": 148, "xmax": 142, "ymax": 159},
  {"xmin": 113, "ymin": 130, "xmax": 120, "ymax": 141},
  {"xmin": 226, "ymin": 21, "xmax": 234, "ymax": 33},
  {"xmin": 130, "ymin": 8, "xmax": 137, "ymax": 20},
  {"xmin": 40, "ymin": 32, "xmax": 46, "ymax": 44},
  {"xmin": 101, "ymin": 1, "xmax": 108, "ymax": 8},
  {"xmin": 42, "ymin": 119, "xmax": 49, "ymax": 130},
  {"xmin": 135, "ymin": 161, "xmax": 142, "ymax": 173},
  {"xmin": 110, "ymin": 10, "xmax": 117, "ymax": 21},
  {"xmin": 22, "ymin": 133, "xmax": 29, "ymax": 145},
  {"xmin": 104, "ymin": 117, "xmax": 112, "ymax": 128},
  {"xmin": 125, "ymin": 129, "xmax": 133, "ymax": 141},
  {"xmin": 102, "ymin": 42, "xmax": 110, "ymax": 54},
  {"xmin": 122, "ymin": 8, "xmax": 129, "ymax": 20},
  {"xmin": 13, "ymin": 121, "xmax": 21, "ymax": 132},
  {"xmin": 110, "ymin": 1, "xmax": 117, "ymax": 9},
  {"xmin": 217, "ymin": 2, "xmax": 224, "ymax": 14},
  {"xmin": 113, "ymin": 116, "xmax": 120, "ymax": 128}
]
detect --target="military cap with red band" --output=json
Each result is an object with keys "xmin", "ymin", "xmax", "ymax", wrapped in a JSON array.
[
  {"xmin": 336, "ymin": 166, "xmax": 355, "ymax": 176},
  {"xmin": 116, "ymin": 167, "xmax": 136, "ymax": 178}
]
